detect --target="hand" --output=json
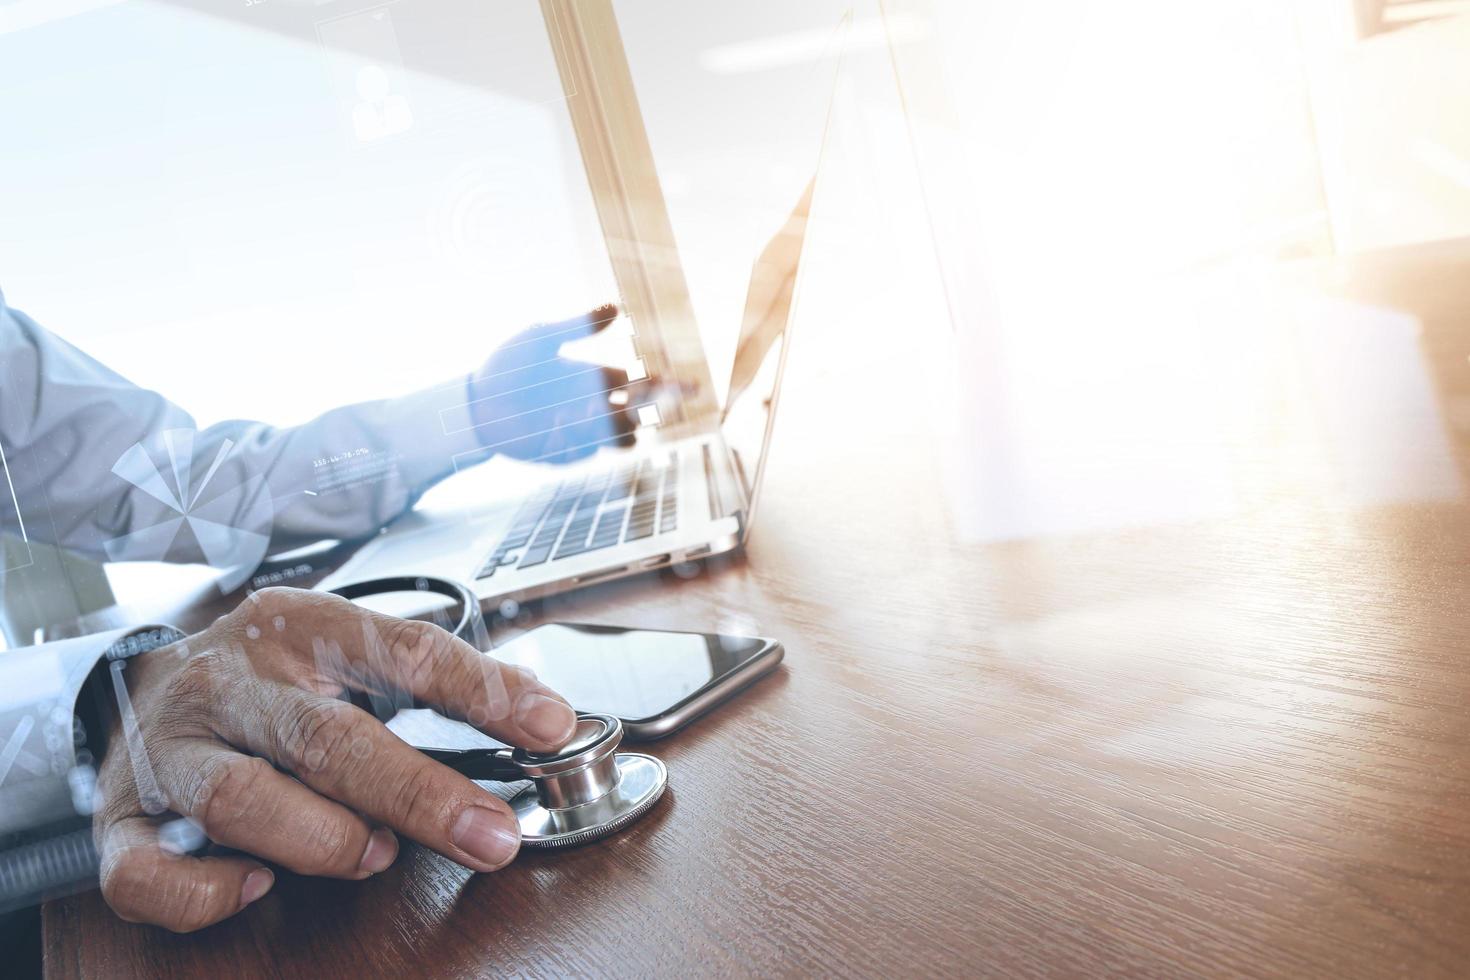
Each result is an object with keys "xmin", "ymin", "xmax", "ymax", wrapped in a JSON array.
[
  {"xmin": 469, "ymin": 304, "xmax": 642, "ymax": 465},
  {"xmin": 92, "ymin": 588, "xmax": 577, "ymax": 933}
]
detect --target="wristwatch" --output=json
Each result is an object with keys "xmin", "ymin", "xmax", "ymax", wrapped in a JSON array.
[
  {"xmin": 103, "ymin": 625, "xmax": 189, "ymax": 664},
  {"xmin": 76, "ymin": 625, "xmax": 189, "ymax": 803}
]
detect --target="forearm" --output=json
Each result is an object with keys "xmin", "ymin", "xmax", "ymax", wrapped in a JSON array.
[
  {"xmin": 247, "ymin": 381, "xmax": 481, "ymax": 553},
  {"xmin": 0, "ymin": 288, "xmax": 479, "ymax": 567},
  {"xmin": 54, "ymin": 387, "xmax": 479, "ymax": 567}
]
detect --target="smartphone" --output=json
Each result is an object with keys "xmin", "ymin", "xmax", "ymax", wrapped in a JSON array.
[{"xmin": 489, "ymin": 623, "xmax": 784, "ymax": 739}]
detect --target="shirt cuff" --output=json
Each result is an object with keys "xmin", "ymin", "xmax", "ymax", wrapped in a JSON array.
[
  {"xmin": 0, "ymin": 628, "xmax": 131, "ymax": 835},
  {"xmin": 381, "ymin": 376, "xmax": 486, "ymax": 494}
]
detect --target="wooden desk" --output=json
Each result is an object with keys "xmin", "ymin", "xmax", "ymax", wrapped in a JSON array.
[{"xmin": 44, "ymin": 239, "xmax": 1470, "ymax": 977}]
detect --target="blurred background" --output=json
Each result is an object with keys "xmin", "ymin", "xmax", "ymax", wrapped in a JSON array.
[{"xmin": 1, "ymin": 0, "xmax": 1467, "ymax": 595}]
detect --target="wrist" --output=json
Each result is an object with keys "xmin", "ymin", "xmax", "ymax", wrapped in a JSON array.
[{"xmin": 79, "ymin": 626, "xmax": 188, "ymax": 767}]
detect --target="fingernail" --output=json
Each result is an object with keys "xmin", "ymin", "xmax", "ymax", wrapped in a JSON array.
[
  {"xmin": 241, "ymin": 868, "xmax": 274, "ymax": 906},
  {"xmin": 358, "ymin": 827, "xmax": 398, "ymax": 875},
  {"xmin": 514, "ymin": 692, "xmax": 576, "ymax": 745},
  {"xmin": 451, "ymin": 807, "xmax": 520, "ymax": 869}
]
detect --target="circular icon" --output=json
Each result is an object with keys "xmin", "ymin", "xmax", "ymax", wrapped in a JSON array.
[{"xmin": 104, "ymin": 430, "xmax": 273, "ymax": 593}]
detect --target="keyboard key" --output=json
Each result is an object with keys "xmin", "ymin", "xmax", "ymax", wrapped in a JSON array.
[
  {"xmin": 625, "ymin": 503, "xmax": 658, "ymax": 541},
  {"xmin": 499, "ymin": 504, "xmax": 551, "ymax": 551},
  {"xmin": 554, "ymin": 525, "xmax": 596, "ymax": 559},
  {"xmin": 519, "ymin": 484, "xmax": 583, "ymax": 568},
  {"xmin": 476, "ymin": 486, "xmax": 560, "ymax": 576},
  {"xmin": 554, "ymin": 538, "xmax": 590, "ymax": 559},
  {"xmin": 589, "ymin": 504, "xmax": 628, "ymax": 549},
  {"xmin": 553, "ymin": 476, "xmax": 611, "ymax": 559},
  {"xmin": 604, "ymin": 464, "xmax": 637, "ymax": 503},
  {"xmin": 518, "ymin": 535, "xmax": 560, "ymax": 568},
  {"xmin": 659, "ymin": 479, "xmax": 678, "ymax": 533},
  {"xmin": 623, "ymin": 460, "xmax": 664, "ymax": 541}
]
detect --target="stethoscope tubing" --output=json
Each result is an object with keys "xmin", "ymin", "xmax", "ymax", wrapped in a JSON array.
[{"xmin": 326, "ymin": 574, "xmax": 484, "ymax": 646}]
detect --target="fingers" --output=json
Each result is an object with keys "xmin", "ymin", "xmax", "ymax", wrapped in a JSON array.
[
  {"xmin": 241, "ymin": 591, "xmax": 576, "ymax": 752},
  {"xmin": 533, "ymin": 304, "xmax": 620, "ymax": 344},
  {"xmin": 525, "ymin": 373, "xmax": 634, "ymax": 463},
  {"xmin": 351, "ymin": 607, "xmax": 576, "ymax": 750},
  {"xmin": 470, "ymin": 359, "xmax": 635, "ymax": 460},
  {"xmin": 249, "ymin": 692, "xmax": 527, "ymax": 873},
  {"xmin": 158, "ymin": 738, "xmax": 395, "ymax": 880},
  {"xmin": 603, "ymin": 366, "xmax": 637, "ymax": 446},
  {"xmin": 469, "ymin": 303, "xmax": 650, "ymax": 463},
  {"xmin": 98, "ymin": 815, "xmax": 274, "ymax": 933},
  {"xmin": 502, "ymin": 304, "xmax": 620, "ymax": 369}
]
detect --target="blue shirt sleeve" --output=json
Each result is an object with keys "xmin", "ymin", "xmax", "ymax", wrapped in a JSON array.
[{"xmin": 0, "ymin": 285, "xmax": 479, "ymax": 575}]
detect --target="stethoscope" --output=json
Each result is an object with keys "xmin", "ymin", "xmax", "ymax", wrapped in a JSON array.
[
  {"xmin": 328, "ymin": 575, "xmax": 485, "ymax": 646},
  {"xmin": 421, "ymin": 713, "xmax": 667, "ymax": 848},
  {"xmin": 328, "ymin": 577, "xmax": 668, "ymax": 848}
]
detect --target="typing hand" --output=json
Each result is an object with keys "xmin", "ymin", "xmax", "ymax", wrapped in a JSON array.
[
  {"xmin": 92, "ymin": 588, "xmax": 576, "ymax": 932},
  {"xmin": 469, "ymin": 305, "xmax": 642, "ymax": 465}
]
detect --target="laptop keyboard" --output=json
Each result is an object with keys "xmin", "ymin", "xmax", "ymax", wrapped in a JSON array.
[{"xmin": 475, "ymin": 451, "xmax": 680, "ymax": 579}]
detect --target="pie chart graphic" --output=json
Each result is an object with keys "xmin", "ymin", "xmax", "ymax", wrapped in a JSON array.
[{"xmin": 103, "ymin": 430, "xmax": 273, "ymax": 593}]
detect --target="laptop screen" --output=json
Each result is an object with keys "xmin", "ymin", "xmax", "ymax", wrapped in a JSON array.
[
  {"xmin": 714, "ymin": 20, "xmax": 842, "ymax": 523},
  {"xmin": 719, "ymin": 178, "xmax": 814, "ymax": 520}
]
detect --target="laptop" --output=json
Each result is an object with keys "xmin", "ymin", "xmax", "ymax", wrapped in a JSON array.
[{"xmin": 318, "ymin": 181, "xmax": 813, "ymax": 607}]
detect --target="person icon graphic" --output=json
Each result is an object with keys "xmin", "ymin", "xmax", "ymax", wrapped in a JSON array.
[{"xmin": 352, "ymin": 65, "xmax": 413, "ymax": 143}]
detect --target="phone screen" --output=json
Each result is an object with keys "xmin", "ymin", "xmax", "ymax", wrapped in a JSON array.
[{"xmin": 489, "ymin": 623, "xmax": 772, "ymax": 722}]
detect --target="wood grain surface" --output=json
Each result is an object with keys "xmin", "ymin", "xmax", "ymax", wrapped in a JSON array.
[{"xmin": 43, "ymin": 238, "xmax": 1470, "ymax": 978}]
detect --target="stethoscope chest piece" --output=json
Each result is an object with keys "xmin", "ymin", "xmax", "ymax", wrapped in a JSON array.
[{"xmin": 508, "ymin": 714, "xmax": 667, "ymax": 848}]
